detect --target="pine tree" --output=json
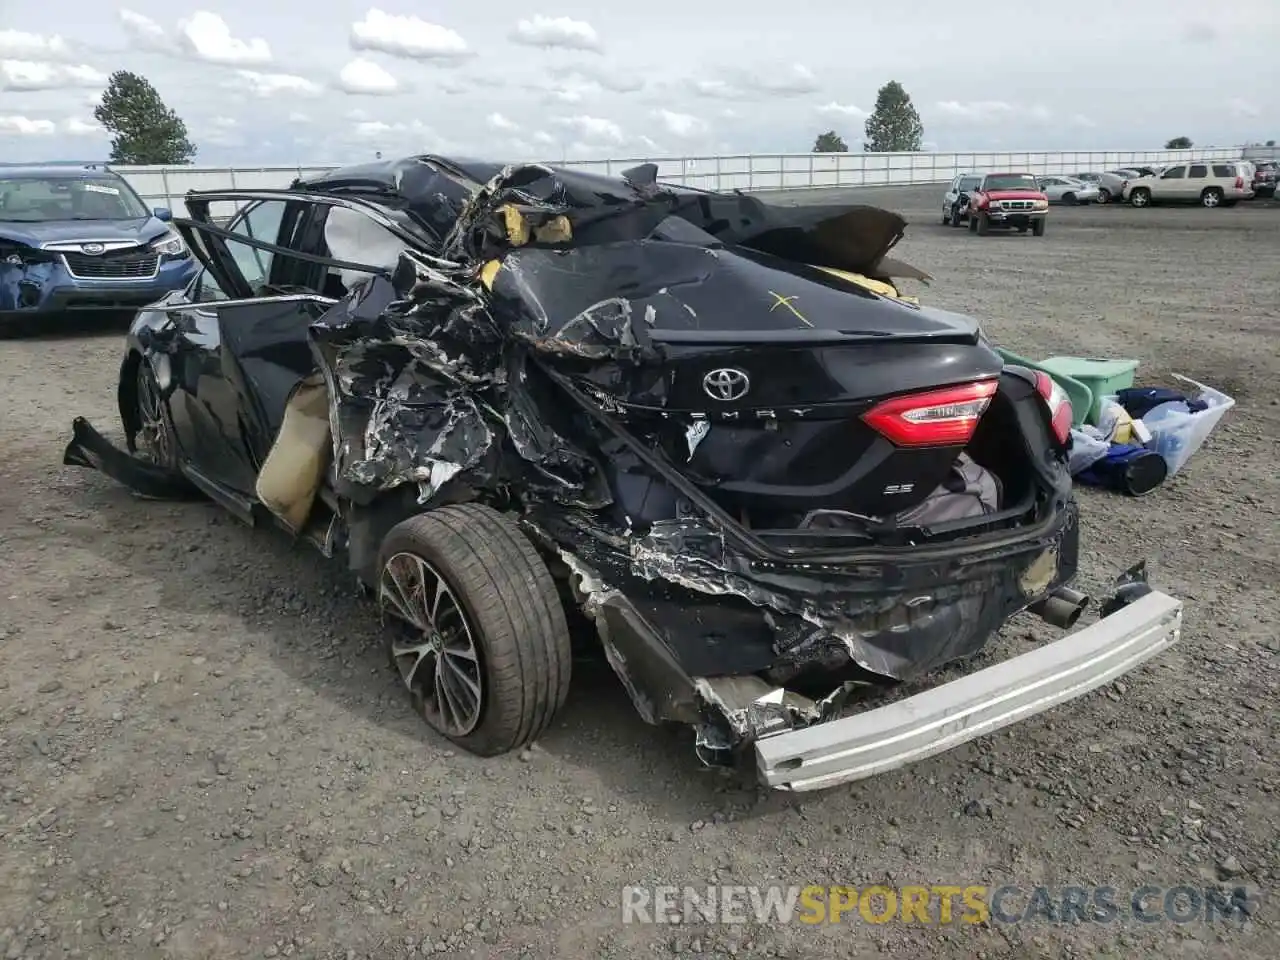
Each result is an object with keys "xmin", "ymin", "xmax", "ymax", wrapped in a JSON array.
[
  {"xmin": 93, "ymin": 71, "xmax": 197, "ymax": 165},
  {"xmin": 863, "ymin": 81, "xmax": 924, "ymax": 153}
]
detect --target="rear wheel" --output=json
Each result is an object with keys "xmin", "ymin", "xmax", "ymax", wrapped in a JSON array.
[
  {"xmin": 1097, "ymin": 188, "xmax": 1111, "ymax": 204},
  {"xmin": 377, "ymin": 503, "xmax": 571, "ymax": 756},
  {"xmin": 1129, "ymin": 188, "xmax": 1151, "ymax": 208},
  {"xmin": 1062, "ymin": 192, "xmax": 1076, "ymax": 204},
  {"xmin": 1200, "ymin": 187, "xmax": 1223, "ymax": 208}
]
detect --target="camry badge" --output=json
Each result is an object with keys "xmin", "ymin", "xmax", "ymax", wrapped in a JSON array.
[{"xmin": 702, "ymin": 368, "xmax": 750, "ymax": 402}]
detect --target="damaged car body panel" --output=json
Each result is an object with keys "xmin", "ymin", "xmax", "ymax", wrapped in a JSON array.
[{"xmin": 63, "ymin": 154, "xmax": 1183, "ymax": 788}]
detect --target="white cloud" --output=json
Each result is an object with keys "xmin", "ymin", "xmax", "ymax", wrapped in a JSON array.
[
  {"xmin": 553, "ymin": 114, "xmax": 624, "ymax": 144},
  {"xmin": 934, "ymin": 100, "xmax": 1015, "ymax": 122},
  {"xmin": 178, "ymin": 12, "xmax": 271, "ymax": 65},
  {"xmin": 0, "ymin": 115, "xmax": 57, "ymax": 135},
  {"xmin": 542, "ymin": 79, "xmax": 597, "ymax": 104},
  {"xmin": 0, "ymin": 29, "xmax": 71, "ymax": 59},
  {"xmin": 350, "ymin": 9, "xmax": 471, "ymax": 61},
  {"xmin": 692, "ymin": 79, "xmax": 745, "ymax": 101},
  {"xmin": 815, "ymin": 101, "xmax": 867, "ymax": 119},
  {"xmin": 336, "ymin": 58, "xmax": 401, "ymax": 95},
  {"xmin": 653, "ymin": 109, "xmax": 705, "ymax": 138},
  {"xmin": 230, "ymin": 70, "xmax": 323, "ymax": 97},
  {"xmin": 691, "ymin": 66, "xmax": 818, "ymax": 102},
  {"xmin": 487, "ymin": 112, "xmax": 518, "ymax": 132},
  {"xmin": 532, "ymin": 131, "xmax": 555, "ymax": 145},
  {"xmin": 62, "ymin": 117, "xmax": 104, "ymax": 136},
  {"xmin": 1228, "ymin": 98, "xmax": 1260, "ymax": 118},
  {"xmin": 118, "ymin": 10, "xmax": 169, "ymax": 51},
  {"xmin": 548, "ymin": 62, "xmax": 642, "ymax": 94},
  {"xmin": 287, "ymin": 111, "xmax": 311, "ymax": 124},
  {"xmin": 351, "ymin": 119, "xmax": 438, "ymax": 145},
  {"xmin": 750, "ymin": 64, "xmax": 819, "ymax": 96},
  {"xmin": 511, "ymin": 15, "xmax": 601, "ymax": 52},
  {"xmin": 0, "ymin": 60, "xmax": 106, "ymax": 91},
  {"xmin": 1029, "ymin": 104, "xmax": 1052, "ymax": 123}
]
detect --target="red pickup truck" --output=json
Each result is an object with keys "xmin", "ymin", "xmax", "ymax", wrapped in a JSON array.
[{"xmin": 966, "ymin": 172, "xmax": 1050, "ymax": 236}]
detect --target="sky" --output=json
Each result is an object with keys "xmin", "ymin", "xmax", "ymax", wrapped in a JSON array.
[{"xmin": 0, "ymin": 1, "xmax": 1276, "ymax": 166}]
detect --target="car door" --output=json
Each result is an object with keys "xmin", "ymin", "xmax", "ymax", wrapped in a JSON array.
[
  {"xmin": 170, "ymin": 190, "xmax": 415, "ymax": 494},
  {"xmin": 160, "ymin": 197, "xmax": 311, "ymax": 494},
  {"xmin": 1155, "ymin": 165, "xmax": 1187, "ymax": 201}
]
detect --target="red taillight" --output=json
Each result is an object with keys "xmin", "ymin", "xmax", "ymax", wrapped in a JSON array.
[
  {"xmin": 1034, "ymin": 372, "xmax": 1073, "ymax": 447},
  {"xmin": 1235, "ymin": 176, "xmax": 1244, "ymax": 189},
  {"xmin": 1121, "ymin": 179, "xmax": 1128, "ymax": 189},
  {"xmin": 862, "ymin": 380, "xmax": 998, "ymax": 447}
]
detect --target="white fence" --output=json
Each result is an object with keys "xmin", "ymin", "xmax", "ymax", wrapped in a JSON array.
[{"xmin": 111, "ymin": 146, "xmax": 1249, "ymax": 217}]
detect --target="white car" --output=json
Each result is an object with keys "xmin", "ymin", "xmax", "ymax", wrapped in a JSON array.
[
  {"xmin": 1037, "ymin": 176, "xmax": 1100, "ymax": 205},
  {"xmin": 1122, "ymin": 161, "xmax": 1254, "ymax": 208}
]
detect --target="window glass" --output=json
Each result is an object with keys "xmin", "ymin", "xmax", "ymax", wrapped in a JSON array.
[
  {"xmin": 193, "ymin": 269, "xmax": 227, "ymax": 303},
  {"xmin": 1162, "ymin": 166, "xmax": 1186, "ymax": 179},
  {"xmin": 1188, "ymin": 165, "xmax": 1207, "ymax": 178},
  {"xmin": 1211, "ymin": 164, "xmax": 1233, "ymax": 177},
  {"xmin": 226, "ymin": 200, "xmax": 287, "ymax": 291}
]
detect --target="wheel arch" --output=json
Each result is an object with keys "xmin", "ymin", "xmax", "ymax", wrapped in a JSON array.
[{"xmin": 117, "ymin": 349, "xmax": 144, "ymax": 451}]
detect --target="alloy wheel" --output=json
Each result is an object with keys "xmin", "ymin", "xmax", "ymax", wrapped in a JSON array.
[
  {"xmin": 135, "ymin": 364, "xmax": 172, "ymax": 466},
  {"xmin": 380, "ymin": 551, "xmax": 484, "ymax": 736}
]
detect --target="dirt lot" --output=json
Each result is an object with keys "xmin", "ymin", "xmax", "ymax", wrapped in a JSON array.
[{"xmin": 1, "ymin": 187, "xmax": 1277, "ymax": 960}]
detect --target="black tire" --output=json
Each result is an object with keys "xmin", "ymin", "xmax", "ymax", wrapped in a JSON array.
[
  {"xmin": 1097, "ymin": 188, "xmax": 1111, "ymax": 204},
  {"xmin": 968, "ymin": 213, "xmax": 979, "ymax": 233},
  {"xmin": 1200, "ymin": 187, "xmax": 1223, "ymax": 208},
  {"xmin": 1032, "ymin": 218, "xmax": 1046, "ymax": 237},
  {"xmin": 132, "ymin": 355, "xmax": 181, "ymax": 473},
  {"xmin": 1129, "ymin": 188, "xmax": 1151, "ymax": 208},
  {"xmin": 377, "ymin": 503, "xmax": 571, "ymax": 756},
  {"xmin": 1062, "ymin": 192, "xmax": 1076, "ymax": 204},
  {"xmin": 976, "ymin": 213, "xmax": 990, "ymax": 235},
  {"xmin": 941, "ymin": 206, "xmax": 951, "ymax": 225}
]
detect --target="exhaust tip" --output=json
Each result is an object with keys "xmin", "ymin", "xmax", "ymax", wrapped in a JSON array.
[{"xmin": 1029, "ymin": 587, "xmax": 1091, "ymax": 630}]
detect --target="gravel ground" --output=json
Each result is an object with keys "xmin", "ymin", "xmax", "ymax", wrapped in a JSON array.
[{"xmin": 1, "ymin": 186, "xmax": 1277, "ymax": 960}]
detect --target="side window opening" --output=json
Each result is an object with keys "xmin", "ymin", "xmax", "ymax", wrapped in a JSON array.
[{"xmin": 1189, "ymin": 165, "xmax": 1207, "ymax": 179}]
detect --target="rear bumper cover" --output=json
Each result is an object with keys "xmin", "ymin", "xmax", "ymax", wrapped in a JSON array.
[{"xmin": 754, "ymin": 589, "xmax": 1182, "ymax": 791}]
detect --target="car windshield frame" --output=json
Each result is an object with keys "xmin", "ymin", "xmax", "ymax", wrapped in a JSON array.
[
  {"xmin": 0, "ymin": 175, "xmax": 152, "ymax": 223},
  {"xmin": 982, "ymin": 174, "xmax": 1039, "ymax": 191}
]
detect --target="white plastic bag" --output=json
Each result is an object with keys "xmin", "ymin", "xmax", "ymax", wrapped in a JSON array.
[{"xmin": 1141, "ymin": 374, "xmax": 1235, "ymax": 477}]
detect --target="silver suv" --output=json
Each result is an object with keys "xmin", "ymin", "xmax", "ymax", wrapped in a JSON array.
[{"xmin": 941, "ymin": 173, "xmax": 982, "ymax": 226}]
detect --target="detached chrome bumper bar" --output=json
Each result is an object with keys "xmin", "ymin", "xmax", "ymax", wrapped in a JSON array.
[{"xmin": 754, "ymin": 590, "xmax": 1182, "ymax": 792}]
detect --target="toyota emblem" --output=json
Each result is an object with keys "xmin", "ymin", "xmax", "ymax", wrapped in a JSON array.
[
  {"xmin": 80, "ymin": 243, "xmax": 105, "ymax": 255},
  {"xmin": 702, "ymin": 367, "xmax": 750, "ymax": 402}
]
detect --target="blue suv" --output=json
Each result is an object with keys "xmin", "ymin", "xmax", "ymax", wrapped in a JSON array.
[{"xmin": 1, "ymin": 164, "xmax": 199, "ymax": 327}]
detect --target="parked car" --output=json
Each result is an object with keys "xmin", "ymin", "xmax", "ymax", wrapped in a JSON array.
[
  {"xmin": 1083, "ymin": 170, "xmax": 1139, "ymax": 204},
  {"xmin": 1250, "ymin": 160, "xmax": 1276, "ymax": 197},
  {"xmin": 62, "ymin": 154, "xmax": 1182, "ymax": 791},
  {"xmin": 965, "ymin": 172, "xmax": 1050, "ymax": 235},
  {"xmin": 1123, "ymin": 161, "xmax": 1254, "ymax": 207},
  {"xmin": 941, "ymin": 172, "xmax": 983, "ymax": 226},
  {"xmin": 1, "ymin": 164, "xmax": 198, "ymax": 327},
  {"xmin": 1037, "ymin": 176, "xmax": 1101, "ymax": 204}
]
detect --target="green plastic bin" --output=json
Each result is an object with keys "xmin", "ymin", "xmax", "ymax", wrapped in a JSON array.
[
  {"xmin": 1037, "ymin": 357, "xmax": 1139, "ymax": 424},
  {"xmin": 993, "ymin": 347, "xmax": 1093, "ymax": 428}
]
